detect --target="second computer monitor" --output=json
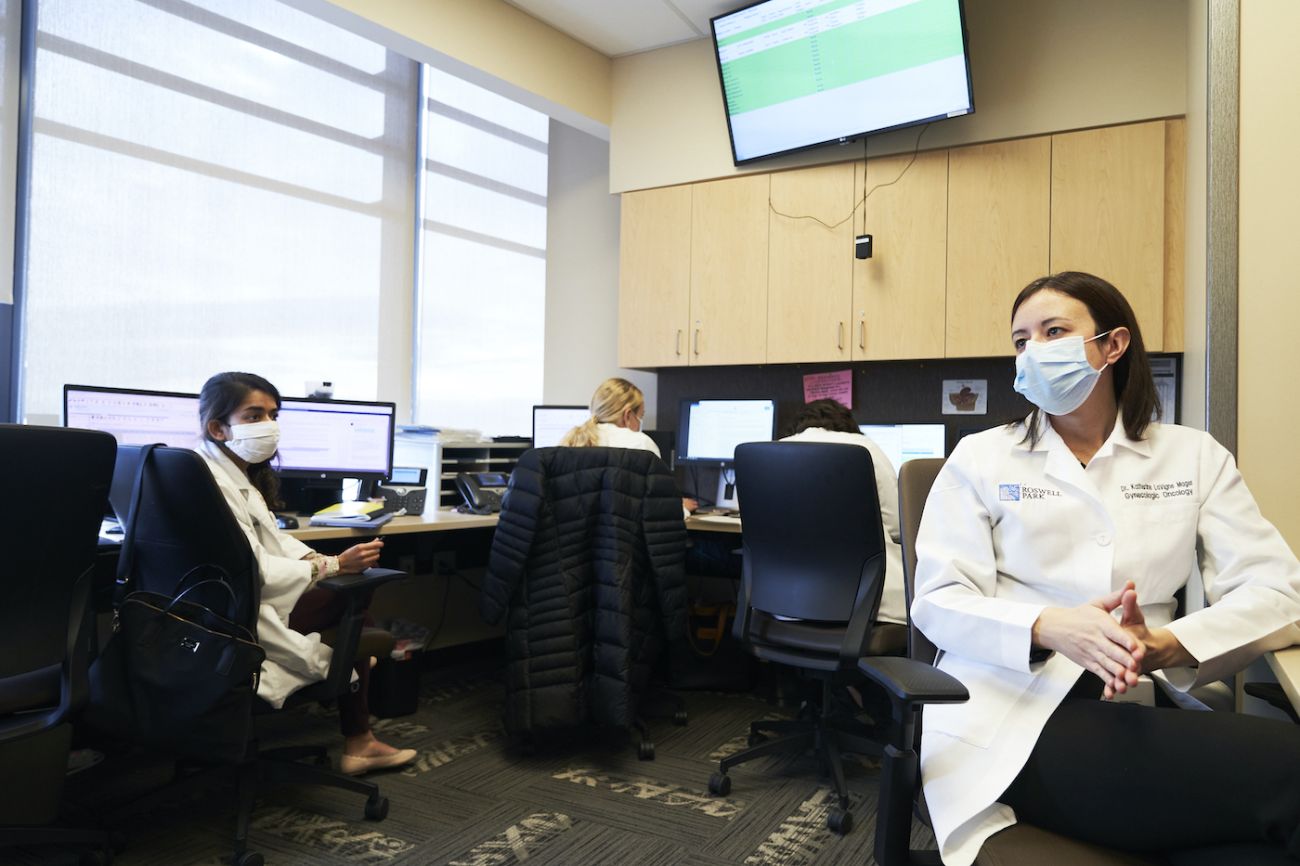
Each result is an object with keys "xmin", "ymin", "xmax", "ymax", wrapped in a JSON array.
[
  {"xmin": 63, "ymin": 384, "xmax": 202, "ymax": 447},
  {"xmin": 277, "ymin": 398, "xmax": 396, "ymax": 481},
  {"xmin": 678, "ymin": 398, "xmax": 777, "ymax": 464},
  {"xmin": 532, "ymin": 405, "xmax": 590, "ymax": 449},
  {"xmin": 858, "ymin": 423, "xmax": 947, "ymax": 473}
]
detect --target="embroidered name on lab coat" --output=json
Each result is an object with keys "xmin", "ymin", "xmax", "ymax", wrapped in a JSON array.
[
  {"xmin": 1120, "ymin": 480, "xmax": 1194, "ymax": 501},
  {"xmin": 998, "ymin": 483, "xmax": 1060, "ymax": 501}
]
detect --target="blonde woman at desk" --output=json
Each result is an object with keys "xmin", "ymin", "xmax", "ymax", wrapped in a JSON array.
[
  {"xmin": 912, "ymin": 273, "xmax": 1300, "ymax": 865},
  {"xmin": 197, "ymin": 372, "xmax": 416, "ymax": 776},
  {"xmin": 560, "ymin": 377, "xmax": 697, "ymax": 513}
]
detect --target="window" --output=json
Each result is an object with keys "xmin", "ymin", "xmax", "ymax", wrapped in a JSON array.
[
  {"xmin": 413, "ymin": 66, "xmax": 548, "ymax": 437},
  {"xmin": 18, "ymin": 0, "xmax": 417, "ymax": 422}
]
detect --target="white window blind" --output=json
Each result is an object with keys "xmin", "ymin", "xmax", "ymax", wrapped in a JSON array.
[
  {"xmin": 0, "ymin": 0, "xmax": 19, "ymax": 305},
  {"xmin": 18, "ymin": 0, "xmax": 417, "ymax": 422},
  {"xmin": 413, "ymin": 66, "xmax": 548, "ymax": 437}
]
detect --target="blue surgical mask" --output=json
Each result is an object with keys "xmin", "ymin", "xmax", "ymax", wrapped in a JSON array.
[{"xmin": 1013, "ymin": 331, "xmax": 1112, "ymax": 416}]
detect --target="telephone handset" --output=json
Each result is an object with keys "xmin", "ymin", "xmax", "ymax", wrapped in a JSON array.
[{"xmin": 455, "ymin": 473, "xmax": 503, "ymax": 515}]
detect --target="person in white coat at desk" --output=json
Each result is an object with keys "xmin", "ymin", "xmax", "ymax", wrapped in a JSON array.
[
  {"xmin": 780, "ymin": 398, "xmax": 905, "ymax": 627},
  {"xmin": 560, "ymin": 377, "xmax": 697, "ymax": 514},
  {"xmin": 912, "ymin": 272, "xmax": 1300, "ymax": 865},
  {"xmin": 197, "ymin": 372, "xmax": 416, "ymax": 776}
]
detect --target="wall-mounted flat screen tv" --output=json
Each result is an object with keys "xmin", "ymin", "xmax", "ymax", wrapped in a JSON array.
[{"xmin": 711, "ymin": 0, "xmax": 974, "ymax": 165}]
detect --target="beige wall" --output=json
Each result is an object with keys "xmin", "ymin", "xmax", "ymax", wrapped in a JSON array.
[
  {"xmin": 610, "ymin": 0, "xmax": 1188, "ymax": 193},
  {"xmin": 543, "ymin": 121, "xmax": 658, "ymax": 426},
  {"xmin": 1238, "ymin": 1, "xmax": 1300, "ymax": 551},
  {"xmin": 299, "ymin": 0, "xmax": 612, "ymax": 137}
]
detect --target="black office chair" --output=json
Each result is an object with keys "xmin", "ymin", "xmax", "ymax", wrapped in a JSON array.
[
  {"xmin": 0, "ymin": 424, "xmax": 117, "ymax": 865},
  {"xmin": 105, "ymin": 445, "xmax": 404, "ymax": 866},
  {"xmin": 706, "ymin": 441, "xmax": 963, "ymax": 837}
]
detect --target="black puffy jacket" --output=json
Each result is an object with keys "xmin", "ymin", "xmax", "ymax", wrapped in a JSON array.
[{"xmin": 481, "ymin": 447, "xmax": 687, "ymax": 735}]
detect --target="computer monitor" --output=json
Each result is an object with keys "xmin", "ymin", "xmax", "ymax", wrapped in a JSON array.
[
  {"xmin": 276, "ymin": 398, "xmax": 396, "ymax": 482},
  {"xmin": 858, "ymin": 423, "xmax": 948, "ymax": 473},
  {"xmin": 678, "ymin": 398, "xmax": 777, "ymax": 464},
  {"xmin": 532, "ymin": 405, "xmax": 589, "ymax": 448},
  {"xmin": 63, "ymin": 384, "xmax": 201, "ymax": 448}
]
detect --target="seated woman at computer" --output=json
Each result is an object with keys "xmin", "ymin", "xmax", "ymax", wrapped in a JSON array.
[
  {"xmin": 912, "ymin": 272, "xmax": 1300, "ymax": 865},
  {"xmin": 780, "ymin": 399, "xmax": 905, "ymax": 628},
  {"xmin": 197, "ymin": 372, "xmax": 416, "ymax": 776},
  {"xmin": 561, "ymin": 377, "xmax": 697, "ymax": 513}
]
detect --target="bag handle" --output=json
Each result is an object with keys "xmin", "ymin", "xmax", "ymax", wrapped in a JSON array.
[
  {"xmin": 115, "ymin": 443, "xmax": 161, "ymax": 594},
  {"xmin": 167, "ymin": 576, "xmax": 240, "ymax": 623}
]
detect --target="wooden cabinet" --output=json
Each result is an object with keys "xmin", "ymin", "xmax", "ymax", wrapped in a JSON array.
[
  {"xmin": 618, "ymin": 185, "xmax": 692, "ymax": 367},
  {"xmin": 946, "ymin": 136, "xmax": 1052, "ymax": 358},
  {"xmin": 689, "ymin": 174, "xmax": 770, "ymax": 365},
  {"xmin": 853, "ymin": 149, "xmax": 948, "ymax": 360},
  {"xmin": 1050, "ymin": 121, "xmax": 1167, "ymax": 349},
  {"xmin": 616, "ymin": 119, "xmax": 1184, "ymax": 368},
  {"xmin": 767, "ymin": 163, "xmax": 854, "ymax": 364}
]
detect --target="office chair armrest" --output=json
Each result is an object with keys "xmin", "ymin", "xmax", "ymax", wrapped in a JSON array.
[
  {"xmin": 315, "ymin": 567, "xmax": 405, "ymax": 595},
  {"xmin": 857, "ymin": 656, "xmax": 968, "ymax": 708},
  {"xmin": 315, "ymin": 568, "xmax": 405, "ymax": 697}
]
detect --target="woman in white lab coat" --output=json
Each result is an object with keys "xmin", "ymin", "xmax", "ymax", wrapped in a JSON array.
[
  {"xmin": 561, "ymin": 377, "xmax": 697, "ymax": 514},
  {"xmin": 197, "ymin": 372, "xmax": 416, "ymax": 776},
  {"xmin": 912, "ymin": 272, "xmax": 1300, "ymax": 865}
]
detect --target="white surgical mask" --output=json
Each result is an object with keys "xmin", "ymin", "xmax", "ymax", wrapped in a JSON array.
[
  {"xmin": 224, "ymin": 420, "xmax": 280, "ymax": 464},
  {"xmin": 1013, "ymin": 331, "xmax": 1112, "ymax": 416}
]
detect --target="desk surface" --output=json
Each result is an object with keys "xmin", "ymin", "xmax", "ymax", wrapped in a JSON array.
[
  {"xmin": 289, "ymin": 510, "xmax": 741, "ymax": 541},
  {"xmin": 1266, "ymin": 646, "xmax": 1300, "ymax": 713},
  {"xmin": 287, "ymin": 509, "xmax": 499, "ymax": 542}
]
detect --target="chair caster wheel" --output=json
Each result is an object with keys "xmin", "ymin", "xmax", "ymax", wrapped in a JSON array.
[
  {"xmin": 707, "ymin": 772, "xmax": 732, "ymax": 796},
  {"xmin": 673, "ymin": 709, "xmax": 688, "ymax": 726},
  {"xmin": 365, "ymin": 794, "xmax": 390, "ymax": 821},
  {"xmin": 827, "ymin": 807, "xmax": 853, "ymax": 835},
  {"xmin": 233, "ymin": 852, "xmax": 264, "ymax": 866},
  {"xmin": 638, "ymin": 741, "xmax": 655, "ymax": 761}
]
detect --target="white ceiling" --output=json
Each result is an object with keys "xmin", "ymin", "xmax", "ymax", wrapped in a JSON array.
[{"xmin": 504, "ymin": 0, "xmax": 742, "ymax": 57}]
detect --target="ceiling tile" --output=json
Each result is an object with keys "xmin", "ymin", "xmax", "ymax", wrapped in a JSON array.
[{"xmin": 506, "ymin": 0, "xmax": 703, "ymax": 56}]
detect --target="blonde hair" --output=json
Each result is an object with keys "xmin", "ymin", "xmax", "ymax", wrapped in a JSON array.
[{"xmin": 559, "ymin": 378, "xmax": 645, "ymax": 447}]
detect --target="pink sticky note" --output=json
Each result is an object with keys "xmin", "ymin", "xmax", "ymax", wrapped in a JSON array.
[{"xmin": 803, "ymin": 370, "xmax": 853, "ymax": 408}]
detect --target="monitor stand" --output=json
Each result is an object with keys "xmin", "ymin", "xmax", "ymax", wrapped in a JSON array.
[{"xmin": 280, "ymin": 477, "xmax": 345, "ymax": 516}]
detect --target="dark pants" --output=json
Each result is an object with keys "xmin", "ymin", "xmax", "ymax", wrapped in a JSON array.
[
  {"xmin": 287, "ymin": 587, "xmax": 373, "ymax": 738},
  {"xmin": 1001, "ymin": 675, "xmax": 1300, "ymax": 861}
]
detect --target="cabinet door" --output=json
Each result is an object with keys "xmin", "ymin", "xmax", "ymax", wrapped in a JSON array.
[
  {"xmin": 690, "ymin": 174, "xmax": 770, "ymax": 365},
  {"xmin": 1050, "ymin": 121, "xmax": 1166, "ymax": 350},
  {"xmin": 618, "ymin": 186, "xmax": 692, "ymax": 367},
  {"xmin": 853, "ymin": 150, "xmax": 948, "ymax": 360},
  {"xmin": 768, "ymin": 163, "xmax": 854, "ymax": 363},
  {"xmin": 946, "ymin": 137, "xmax": 1051, "ymax": 358}
]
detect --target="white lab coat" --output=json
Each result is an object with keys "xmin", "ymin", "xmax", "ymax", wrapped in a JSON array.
[
  {"xmin": 780, "ymin": 427, "xmax": 906, "ymax": 625},
  {"xmin": 197, "ymin": 440, "xmax": 334, "ymax": 708},
  {"xmin": 912, "ymin": 415, "xmax": 1300, "ymax": 866},
  {"xmin": 594, "ymin": 422, "xmax": 661, "ymax": 457}
]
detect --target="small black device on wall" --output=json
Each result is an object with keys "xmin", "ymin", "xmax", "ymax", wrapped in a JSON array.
[{"xmin": 855, "ymin": 234, "xmax": 873, "ymax": 259}]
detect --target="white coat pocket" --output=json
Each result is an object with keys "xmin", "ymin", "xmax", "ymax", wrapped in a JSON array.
[{"xmin": 925, "ymin": 654, "xmax": 1036, "ymax": 748}]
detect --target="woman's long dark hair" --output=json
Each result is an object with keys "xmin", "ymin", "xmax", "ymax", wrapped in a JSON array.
[
  {"xmin": 200, "ymin": 372, "xmax": 283, "ymax": 509},
  {"xmin": 1011, "ymin": 272, "xmax": 1160, "ymax": 447}
]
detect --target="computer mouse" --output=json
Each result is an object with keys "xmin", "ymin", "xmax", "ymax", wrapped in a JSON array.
[{"xmin": 275, "ymin": 514, "xmax": 299, "ymax": 530}]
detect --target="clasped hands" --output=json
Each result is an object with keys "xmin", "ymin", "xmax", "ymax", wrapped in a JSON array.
[{"xmin": 1031, "ymin": 580, "xmax": 1191, "ymax": 700}]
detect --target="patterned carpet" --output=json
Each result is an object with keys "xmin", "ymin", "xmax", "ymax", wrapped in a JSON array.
[{"xmin": 21, "ymin": 660, "xmax": 936, "ymax": 866}]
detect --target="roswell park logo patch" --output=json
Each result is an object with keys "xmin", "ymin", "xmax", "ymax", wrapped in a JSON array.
[{"xmin": 999, "ymin": 483, "xmax": 1060, "ymax": 502}]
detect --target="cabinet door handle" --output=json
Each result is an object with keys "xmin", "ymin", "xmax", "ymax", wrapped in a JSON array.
[
  {"xmin": 676, "ymin": 329, "xmax": 683, "ymax": 356},
  {"xmin": 693, "ymin": 328, "xmax": 701, "ymax": 356},
  {"xmin": 859, "ymin": 320, "xmax": 866, "ymax": 350},
  {"xmin": 837, "ymin": 322, "xmax": 844, "ymax": 350}
]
